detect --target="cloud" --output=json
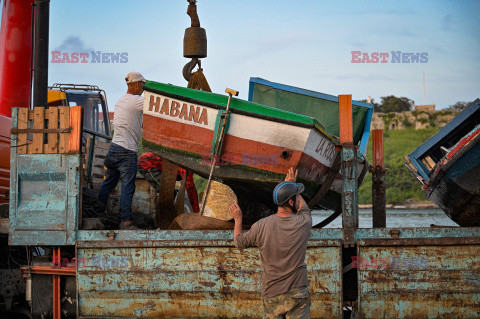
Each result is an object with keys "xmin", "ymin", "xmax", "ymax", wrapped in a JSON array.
[
  {"xmin": 54, "ymin": 36, "xmax": 93, "ymax": 52},
  {"xmin": 441, "ymin": 14, "xmax": 452, "ymax": 31}
]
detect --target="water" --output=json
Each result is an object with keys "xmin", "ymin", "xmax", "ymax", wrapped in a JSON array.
[{"xmin": 311, "ymin": 209, "xmax": 459, "ymax": 228}]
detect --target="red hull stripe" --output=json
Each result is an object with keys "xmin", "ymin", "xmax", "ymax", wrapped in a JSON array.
[{"xmin": 143, "ymin": 114, "xmax": 331, "ymax": 181}]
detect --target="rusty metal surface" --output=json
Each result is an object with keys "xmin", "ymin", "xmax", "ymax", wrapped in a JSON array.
[
  {"xmin": 356, "ymin": 227, "xmax": 480, "ymax": 240},
  {"xmin": 77, "ymin": 228, "xmax": 344, "ymax": 242},
  {"xmin": 77, "ymin": 238, "xmax": 342, "ymax": 249},
  {"xmin": 77, "ymin": 232, "xmax": 343, "ymax": 318},
  {"xmin": 359, "ymin": 236, "xmax": 480, "ymax": 246},
  {"xmin": 8, "ymin": 154, "xmax": 81, "ymax": 245},
  {"xmin": 358, "ymin": 243, "xmax": 480, "ymax": 318}
]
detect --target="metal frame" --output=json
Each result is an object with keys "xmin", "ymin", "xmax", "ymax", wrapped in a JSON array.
[{"xmin": 48, "ymin": 83, "xmax": 112, "ymax": 138}]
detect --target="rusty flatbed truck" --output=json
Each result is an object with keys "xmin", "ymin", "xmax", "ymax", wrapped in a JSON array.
[{"xmin": 6, "ymin": 95, "xmax": 480, "ymax": 319}]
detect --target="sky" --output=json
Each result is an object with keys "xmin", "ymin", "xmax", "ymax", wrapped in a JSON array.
[{"xmin": 6, "ymin": 0, "xmax": 480, "ymax": 110}]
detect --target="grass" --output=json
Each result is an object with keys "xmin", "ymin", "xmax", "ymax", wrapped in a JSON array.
[{"xmin": 359, "ymin": 127, "xmax": 441, "ymax": 205}]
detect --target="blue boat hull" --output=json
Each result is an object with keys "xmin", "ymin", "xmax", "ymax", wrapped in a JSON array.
[
  {"xmin": 425, "ymin": 128, "xmax": 480, "ymax": 226},
  {"xmin": 407, "ymin": 99, "xmax": 480, "ymax": 226}
]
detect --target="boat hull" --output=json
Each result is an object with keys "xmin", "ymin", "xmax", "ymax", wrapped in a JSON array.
[
  {"xmin": 407, "ymin": 99, "xmax": 480, "ymax": 226},
  {"xmin": 142, "ymin": 82, "xmax": 366, "ymax": 221},
  {"xmin": 425, "ymin": 127, "xmax": 480, "ymax": 226}
]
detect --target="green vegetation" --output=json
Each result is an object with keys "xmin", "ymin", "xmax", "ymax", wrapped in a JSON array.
[{"xmin": 358, "ymin": 127, "xmax": 441, "ymax": 205}]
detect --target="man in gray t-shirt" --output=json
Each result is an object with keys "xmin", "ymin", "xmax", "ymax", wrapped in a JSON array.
[{"xmin": 232, "ymin": 167, "xmax": 312, "ymax": 318}]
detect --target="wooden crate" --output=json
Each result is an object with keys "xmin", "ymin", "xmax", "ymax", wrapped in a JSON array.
[{"xmin": 13, "ymin": 106, "xmax": 83, "ymax": 154}]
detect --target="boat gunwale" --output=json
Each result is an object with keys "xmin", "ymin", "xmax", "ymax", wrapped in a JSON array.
[
  {"xmin": 248, "ymin": 77, "xmax": 374, "ymax": 153},
  {"xmin": 143, "ymin": 83, "xmax": 339, "ymax": 144},
  {"xmin": 425, "ymin": 125, "xmax": 480, "ymax": 196},
  {"xmin": 407, "ymin": 98, "xmax": 480, "ymax": 181},
  {"xmin": 249, "ymin": 77, "xmax": 374, "ymax": 109}
]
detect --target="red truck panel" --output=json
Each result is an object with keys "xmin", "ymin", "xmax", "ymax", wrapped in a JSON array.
[{"xmin": 0, "ymin": 115, "xmax": 11, "ymax": 203}]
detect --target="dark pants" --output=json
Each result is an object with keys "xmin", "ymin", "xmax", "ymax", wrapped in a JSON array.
[{"xmin": 98, "ymin": 143, "xmax": 138, "ymax": 222}]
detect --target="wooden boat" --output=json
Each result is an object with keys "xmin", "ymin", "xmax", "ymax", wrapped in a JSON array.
[
  {"xmin": 142, "ymin": 81, "xmax": 368, "ymax": 224},
  {"xmin": 248, "ymin": 78, "xmax": 374, "ymax": 154},
  {"xmin": 406, "ymin": 99, "xmax": 480, "ymax": 226}
]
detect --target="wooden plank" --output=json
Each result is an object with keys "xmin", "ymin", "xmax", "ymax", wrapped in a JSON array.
[
  {"xmin": 59, "ymin": 106, "xmax": 70, "ymax": 153},
  {"xmin": 92, "ymin": 166, "xmax": 107, "ymax": 176},
  {"xmin": 92, "ymin": 176, "xmax": 105, "ymax": 184},
  {"xmin": 30, "ymin": 111, "xmax": 51, "ymax": 120},
  {"xmin": 174, "ymin": 171, "xmax": 187, "ymax": 216},
  {"xmin": 372, "ymin": 129, "xmax": 384, "ymax": 168},
  {"xmin": 28, "ymin": 107, "xmax": 45, "ymax": 154},
  {"xmin": 156, "ymin": 160, "xmax": 179, "ymax": 229},
  {"xmin": 422, "ymin": 156, "xmax": 436, "ymax": 171},
  {"xmin": 339, "ymin": 95, "xmax": 353, "ymax": 144},
  {"xmin": 17, "ymin": 108, "xmax": 28, "ymax": 154},
  {"xmin": 46, "ymin": 107, "xmax": 59, "ymax": 153},
  {"xmin": 93, "ymin": 147, "xmax": 109, "ymax": 157},
  {"xmin": 69, "ymin": 105, "xmax": 83, "ymax": 154},
  {"xmin": 94, "ymin": 140, "xmax": 110, "ymax": 150}
]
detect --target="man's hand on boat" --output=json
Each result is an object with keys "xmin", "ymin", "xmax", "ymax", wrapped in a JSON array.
[
  {"xmin": 230, "ymin": 203, "xmax": 243, "ymax": 242},
  {"xmin": 285, "ymin": 167, "xmax": 309, "ymax": 212},
  {"xmin": 230, "ymin": 203, "xmax": 242, "ymax": 222},
  {"xmin": 285, "ymin": 167, "xmax": 298, "ymax": 182}
]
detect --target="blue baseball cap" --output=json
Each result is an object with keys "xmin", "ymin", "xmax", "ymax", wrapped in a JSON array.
[{"xmin": 273, "ymin": 181, "xmax": 305, "ymax": 205}]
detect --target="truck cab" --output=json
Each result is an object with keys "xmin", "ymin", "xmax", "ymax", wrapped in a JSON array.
[
  {"xmin": 48, "ymin": 83, "xmax": 112, "ymax": 142},
  {"xmin": 0, "ymin": 84, "xmax": 112, "ymax": 206}
]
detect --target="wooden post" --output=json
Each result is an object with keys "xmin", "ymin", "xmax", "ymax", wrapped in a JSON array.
[
  {"xmin": 156, "ymin": 160, "xmax": 179, "ymax": 229},
  {"xmin": 59, "ymin": 106, "xmax": 70, "ymax": 154},
  {"xmin": 17, "ymin": 108, "xmax": 28, "ymax": 154},
  {"xmin": 68, "ymin": 105, "xmax": 83, "ymax": 153},
  {"xmin": 29, "ymin": 106, "xmax": 45, "ymax": 154},
  {"xmin": 46, "ymin": 107, "xmax": 59, "ymax": 153},
  {"xmin": 372, "ymin": 129, "xmax": 386, "ymax": 228},
  {"xmin": 339, "ymin": 94, "xmax": 358, "ymax": 244},
  {"xmin": 339, "ymin": 95, "xmax": 353, "ymax": 144}
]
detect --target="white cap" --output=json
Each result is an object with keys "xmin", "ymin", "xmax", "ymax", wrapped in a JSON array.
[{"xmin": 125, "ymin": 71, "xmax": 146, "ymax": 84}]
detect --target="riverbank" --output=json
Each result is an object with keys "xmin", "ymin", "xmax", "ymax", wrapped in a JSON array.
[
  {"xmin": 312, "ymin": 208, "xmax": 458, "ymax": 228},
  {"xmin": 358, "ymin": 202, "xmax": 438, "ymax": 209}
]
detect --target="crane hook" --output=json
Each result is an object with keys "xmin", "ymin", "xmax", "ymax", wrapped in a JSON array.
[{"xmin": 183, "ymin": 58, "xmax": 201, "ymax": 82}]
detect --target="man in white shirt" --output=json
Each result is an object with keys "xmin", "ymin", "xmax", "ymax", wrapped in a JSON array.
[{"xmin": 98, "ymin": 72, "xmax": 146, "ymax": 229}]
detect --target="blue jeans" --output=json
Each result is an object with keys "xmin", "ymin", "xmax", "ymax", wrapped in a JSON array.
[{"xmin": 98, "ymin": 143, "xmax": 138, "ymax": 222}]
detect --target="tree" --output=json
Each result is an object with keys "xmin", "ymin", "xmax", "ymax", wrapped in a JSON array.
[
  {"xmin": 448, "ymin": 101, "xmax": 473, "ymax": 111},
  {"xmin": 375, "ymin": 95, "xmax": 414, "ymax": 113}
]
